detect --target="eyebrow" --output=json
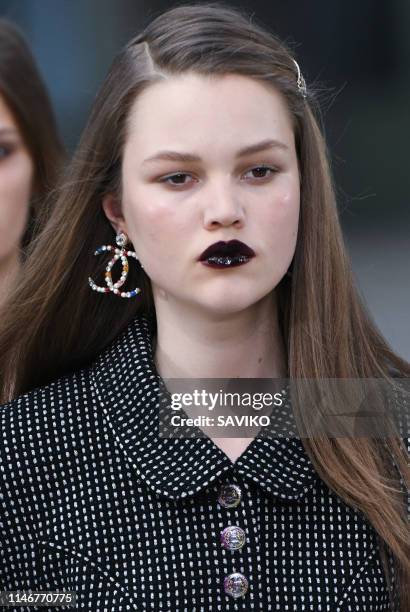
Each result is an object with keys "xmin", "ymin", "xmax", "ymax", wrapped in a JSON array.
[
  {"xmin": 0, "ymin": 127, "xmax": 18, "ymax": 136},
  {"xmin": 142, "ymin": 138, "xmax": 289, "ymax": 165}
]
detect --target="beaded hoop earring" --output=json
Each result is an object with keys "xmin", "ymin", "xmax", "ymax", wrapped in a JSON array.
[{"xmin": 88, "ymin": 232, "xmax": 142, "ymax": 298}]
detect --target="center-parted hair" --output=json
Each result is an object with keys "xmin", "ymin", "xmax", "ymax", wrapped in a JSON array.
[{"xmin": 0, "ymin": 4, "xmax": 408, "ymax": 608}]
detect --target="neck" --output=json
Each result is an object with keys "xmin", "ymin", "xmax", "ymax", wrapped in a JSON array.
[
  {"xmin": 0, "ymin": 251, "xmax": 20, "ymax": 308},
  {"xmin": 153, "ymin": 291, "xmax": 287, "ymax": 379}
]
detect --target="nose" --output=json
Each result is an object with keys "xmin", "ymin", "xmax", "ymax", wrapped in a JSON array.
[{"xmin": 202, "ymin": 185, "xmax": 245, "ymax": 229}]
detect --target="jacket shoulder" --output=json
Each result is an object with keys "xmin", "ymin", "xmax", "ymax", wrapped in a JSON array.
[
  {"xmin": 1, "ymin": 365, "xmax": 92, "ymax": 414},
  {"xmin": 0, "ymin": 366, "xmax": 94, "ymax": 466}
]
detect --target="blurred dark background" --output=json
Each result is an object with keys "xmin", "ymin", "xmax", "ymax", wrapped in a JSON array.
[{"xmin": 1, "ymin": 0, "xmax": 409, "ymax": 359}]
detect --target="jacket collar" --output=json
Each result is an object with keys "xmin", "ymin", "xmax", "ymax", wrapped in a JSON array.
[{"xmin": 90, "ymin": 314, "xmax": 320, "ymax": 501}]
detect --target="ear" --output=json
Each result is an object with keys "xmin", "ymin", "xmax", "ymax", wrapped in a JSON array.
[{"xmin": 102, "ymin": 194, "xmax": 128, "ymax": 235}]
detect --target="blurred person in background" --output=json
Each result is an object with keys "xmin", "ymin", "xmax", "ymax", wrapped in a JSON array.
[{"xmin": 0, "ymin": 19, "xmax": 64, "ymax": 304}]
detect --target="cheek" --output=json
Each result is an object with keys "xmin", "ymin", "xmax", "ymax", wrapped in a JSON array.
[
  {"xmin": 0, "ymin": 152, "xmax": 33, "ymax": 258},
  {"xmin": 263, "ymin": 183, "xmax": 300, "ymax": 245},
  {"xmin": 125, "ymin": 194, "xmax": 187, "ymax": 248}
]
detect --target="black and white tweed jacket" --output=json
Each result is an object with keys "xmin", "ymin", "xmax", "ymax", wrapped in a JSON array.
[{"xmin": 0, "ymin": 314, "xmax": 408, "ymax": 611}]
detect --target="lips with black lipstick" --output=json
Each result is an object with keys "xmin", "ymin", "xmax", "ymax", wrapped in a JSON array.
[{"xmin": 198, "ymin": 240, "xmax": 255, "ymax": 268}]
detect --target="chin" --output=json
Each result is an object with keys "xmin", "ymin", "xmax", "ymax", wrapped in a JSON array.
[{"xmin": 194, "ymin": 294, "xmax": 270, "ymax": 319}]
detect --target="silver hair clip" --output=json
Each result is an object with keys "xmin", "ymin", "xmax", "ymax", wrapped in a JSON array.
[{"xmin": 292, "ymin": 59, "xmax": 307, "ymax": 99}]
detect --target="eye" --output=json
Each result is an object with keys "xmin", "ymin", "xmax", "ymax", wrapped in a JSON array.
[
  {"xmin": 243, "ymin": 165, "xmax": 277, "ymax": 180},
  {"xmin": 0, "ymin": 144, "xmax": 13, "ymax": 160},
  {"xmin": 160, "ymin": 172, "xmax": 193, "ymax": 186}
]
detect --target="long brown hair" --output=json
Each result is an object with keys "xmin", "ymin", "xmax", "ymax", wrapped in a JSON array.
[
  {"xmin": 0, "ymin": 18, "xmax": 65, "ymax": 247},
  {"xmin": 0, "ymin": 3, "xmax": 408, "ymax": 607}
]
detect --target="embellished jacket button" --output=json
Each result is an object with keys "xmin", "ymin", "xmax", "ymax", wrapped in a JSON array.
[
  {"xmin": 218, "ymin": 483, "xmax": 242, "ymax": 508},
  {"xmin": 223, "ymin": 572, "xmax": 249, "ymax": 598},
  {"xmin": 220, "ymin": 525, "xmax": 246, "ymax": 551}
]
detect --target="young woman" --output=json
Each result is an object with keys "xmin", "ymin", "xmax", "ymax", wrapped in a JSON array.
[
  {"xmin": 0, "ymin": 3, "xmax": 408, "ymax": 610},
  {"xmin": 0, "ymin": 19, "xmax": 64, "ymax": 304}
]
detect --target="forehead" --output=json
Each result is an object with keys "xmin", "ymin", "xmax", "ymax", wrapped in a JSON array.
[
  {"xmin": 0, "ymin": 93, "xmax": 18, "ymax": 129},
  {"xmin": 124, "ymin": 73, "xmax": 295, "ymax": 157}
]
